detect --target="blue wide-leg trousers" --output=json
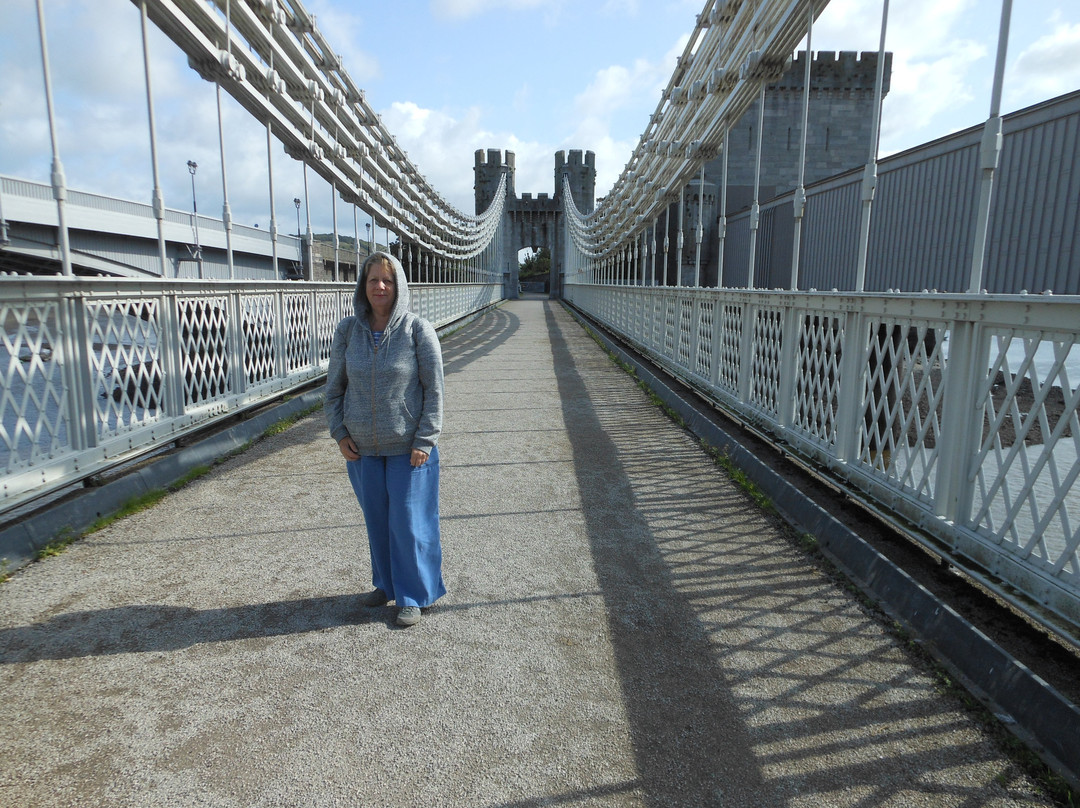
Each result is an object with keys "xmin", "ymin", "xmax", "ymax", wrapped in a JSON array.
[{"xmin": 346, "ymin": 447, "xmax": 446, "ymax": 608}]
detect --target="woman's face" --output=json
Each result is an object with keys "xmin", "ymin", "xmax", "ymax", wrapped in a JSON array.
[{"xmin": 365, "ymin": 260, "xmax": 396, "ymax": 315}]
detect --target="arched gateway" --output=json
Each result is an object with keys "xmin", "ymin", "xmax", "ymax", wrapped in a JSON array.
[{"xmin": 474, "ymin": 149, "xmax": 596, "ymax": 299}]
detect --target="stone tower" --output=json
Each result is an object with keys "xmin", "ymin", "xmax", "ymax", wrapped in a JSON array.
[
  {"xmin": 555, "ymin": 149, "xmax": 596, "ymax": 214},
  {"xmin": 474, "ymin": 149, "xmax": 596, "ymax": 298},
  {"xmin": 474, "ymin": 148, "xmax": 514, "ymax": 216},
  {"xmin": 668, "ymin": 50, "xmax": 892, "ymax": 286}
]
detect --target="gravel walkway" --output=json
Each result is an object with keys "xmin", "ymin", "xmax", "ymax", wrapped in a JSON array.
[{"xmin": 0, "ymin": 299, "xmax": 1055, "ymax": 807}]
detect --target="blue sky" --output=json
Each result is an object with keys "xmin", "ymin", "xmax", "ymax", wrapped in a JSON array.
[{"xmin": 1, "ymin": 0, "xmax": 1078, "ymax": 237}]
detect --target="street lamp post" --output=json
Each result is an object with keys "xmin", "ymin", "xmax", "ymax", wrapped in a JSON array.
[
  {"xmin": 187, "ymin": 160, "xmax": 203, "ymax": 278},
  {"xmin": 365, "ymin": 222, "xmax": 371, "ymax": 257}
]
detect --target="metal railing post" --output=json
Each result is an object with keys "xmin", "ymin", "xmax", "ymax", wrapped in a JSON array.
[
  {"xmin": 934, "ymin": 315, "xmax": 983, "ymax": 533},
  {"xmin": 737, "ymin": 299, "xmax": 756, "ymax": 407},
  {"xmin": 228, "ymin": 288, "xmax": 247, "ymax": 396},
  {"xmin": 776, "ymin": 302, "xmax": 800, "ymax": 432},
  {"xmin": 159, "ymin": 289, "xmax": 186, "ymax": 418},
  {"xmin": 62, "ymin": 293, "xmax": 97, "ymax": 451},
  {"xmin": 834, "ymin": 309, "xmax": 868, "ymax": 465}
]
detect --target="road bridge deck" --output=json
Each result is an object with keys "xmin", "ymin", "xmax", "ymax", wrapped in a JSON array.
[{"xmin": 0, "ymin": 300, "xmax": 1057, "ymax": 807}]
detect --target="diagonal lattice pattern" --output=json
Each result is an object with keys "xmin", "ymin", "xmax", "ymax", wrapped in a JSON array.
[
  {"xmin": 676, "ymin": 299, "xmax": 694, "ymax": 372},
  {"xmin": 86, "ymin": 299, "xmax": 163, "ymax": 437},
  {"xmin": 178, "ymin": 296, "xmax": 232, "ymax": 407},
  {"xmin": 856, "ymin": 320, "xmax": 948, "ymax": 506},
  {"xmin": 283, "ymin": 293, "xmax": 312, "ymax": 373},
  {"xmin": 2, "ymin": 280, "xmax": 500, "ymax": 515},
  {"xmin": 242, "ymin": 295, "xmax": 277, "ymax": 386},
  {"xmin": 0, "ymin": 301, "xmax": 68, "ymax": 472},
  {"xmin": 565, "ymin": 284, "xmax": 1080, "ymax": 635},
  {"xmin": 793, "ymin": 312, "xmax": 845, "ymax": 448},
  {"xmin": 695, "ymin": 300, "xmax": 714, "ymax": 381},
  {"xmin": 972, "ymin": 331, "xmax": 1080, "ymax": 586},
  {"xmin": 314, "ymin": 292, "xmax": 348, "ymax": 364},
  {"xmin": 749, "ymin": 307, "xmax": 784, "ymax": 418},
  {"xmin": 716, "ymin": 303, "xmax": 742, "ymax": 395},
  {"xmin": 663, "ymin": 296, "xmax": 678, "ymax": 360}
]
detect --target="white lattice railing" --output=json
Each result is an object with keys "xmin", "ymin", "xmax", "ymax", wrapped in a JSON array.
[
  {"xmin": 1, "ymin": 278, "xmax": 501, "ymax": 515},
  {"xmin": 565, "ymin": 283, "xmax": 1080, "ymax": 632}
]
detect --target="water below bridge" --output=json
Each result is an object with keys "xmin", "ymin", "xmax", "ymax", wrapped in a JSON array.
[{"xmin": 0, "ymin": 300, "xmax": 1060, "ymax": 806}]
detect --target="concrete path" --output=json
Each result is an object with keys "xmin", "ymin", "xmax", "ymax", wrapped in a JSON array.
[{"xmin": 0, "ymin": 300, "xmax": 1055, "ymax": 807}]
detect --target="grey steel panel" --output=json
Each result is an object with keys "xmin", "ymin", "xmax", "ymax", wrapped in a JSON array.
[
  {"xmin": 718, "ymin": 91, "xmax": 1080, "ymax": 294},
  {"xmin": 722, "ymin": 216, "xmax": 751, "ymax": 287},
  {"xmin": 987, "ymin": 107, "xmax": 1080, "ymax": 294},
  {"xmin": 800, "ymin": 180, "xmax": 860, "ymax": 291}
]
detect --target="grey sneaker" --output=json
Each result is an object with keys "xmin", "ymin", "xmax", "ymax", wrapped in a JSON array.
[
  {"xmin": 361, "ymin": 588, "xmax": 389, "ymax": 607},
  {"xmin": 396, "ymin": 606, "xmax": 422, "ymax": 627}
]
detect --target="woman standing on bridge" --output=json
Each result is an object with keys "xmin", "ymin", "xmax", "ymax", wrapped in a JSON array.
[{"xmin": 325, "ymin": 251, "xmax": 446, "ymax": 627}]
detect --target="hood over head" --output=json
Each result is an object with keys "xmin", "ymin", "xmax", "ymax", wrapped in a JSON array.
[{"xmin": 354, "ymin": 251, "xmax": 410, "ymax": 329}]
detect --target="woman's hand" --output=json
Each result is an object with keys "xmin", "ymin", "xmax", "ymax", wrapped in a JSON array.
[
  {"xmin": 338, "ymin": 436, "xmax": 360, "ymax": 461},
  {"xmin": 410, "ymin": 449, "xmax": 429, "ymax": 467}
]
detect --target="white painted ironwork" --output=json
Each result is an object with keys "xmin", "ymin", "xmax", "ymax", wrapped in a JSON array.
[
  {"xmin": 565, "ymin": 280, "xmax": 1080, "ymax": 632},
  {"xmin": 139, "ymin": 0, "xmax": 169, "ymax": 278},
  {"xmin": 0, "ymin": 277, "xmax": 501, "ymax": 514},
  {"xmin": 33, "ymin": 0, "xmax": 72, "ymax": 277},
  {"xmin": 968, "ymin": 0, "xmax": 1013, "ymax": 294},
  {"xmin": 853, "ymin": 0, "xmax": 890, "ymax": 293},
  {"xmin": 132, "ymin": 0, "xmax": 505, "ymax": 264}
]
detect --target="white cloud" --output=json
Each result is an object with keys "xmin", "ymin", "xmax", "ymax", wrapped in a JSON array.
[
  {"xmin": 568, "ymin": 36, "xmax": 686, "ymax": 196},
  {"xmin": 304, "ymin": 0, "xmax": 381, "ymax": 86},
  {"xmin": 1008, "ymin": 21, "xmax": 1080, "ymax": 104},
  {"xmin": 431, "ymin": 0, "xmax": 553, "ymax": 20},
  {"xmin": 878, "ymin": 40, "xmax": 987, "ymax": 150},
  {"xmin": 807, "ymin": 0, "xmax": 993, "ymax": 151},
  {"xmin": 381, "ymin": 101, "xmax": 506, "ymax": 213},
  {"xmin": 809, "ymin": 0, "xmax": 975, "ymax": 54}
]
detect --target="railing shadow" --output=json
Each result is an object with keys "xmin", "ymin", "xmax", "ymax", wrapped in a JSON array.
[
  {"xmin": 542, "ymin": 304, "xmax": 1031, "ymax": 807},
  {"xmin": 442, "ymin": 305, "xmax": 520, "ymax": 376},
  {"xmin": 544, "ymin": 304, "xmax": 765, "ymax": 804}
]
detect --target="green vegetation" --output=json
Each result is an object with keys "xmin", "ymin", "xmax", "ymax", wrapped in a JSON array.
[
  {"xmin": 519, "ymin": 248, "xmax": 551, "ymax": 282},
  {"xmin": 34, "ymin": 526, "xmax": 79, "ymax": 560},
  {"xmin": 700, "ymin": 442, "xmax": 776, "ymax": 516},
  {"xmin": 262, "ymin": 401, "xmax": 322, "ymax": 437}
]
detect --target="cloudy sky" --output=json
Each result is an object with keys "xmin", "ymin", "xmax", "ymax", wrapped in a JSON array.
[{"xmin": 1, "ymin": 0, "xmax": 1077, "ymax": 237}]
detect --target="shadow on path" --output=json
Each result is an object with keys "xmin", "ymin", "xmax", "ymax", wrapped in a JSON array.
[
  {"xmin": 544, "ymin": 303, "xmax": 765, "ymax": 806},
  {"xmin": 0, "ymin": 590, "xmax": 604, "ymax": 663},
  {"xmin": 442, "ymin": 304, "xmax": 520, "ymax": 376}
]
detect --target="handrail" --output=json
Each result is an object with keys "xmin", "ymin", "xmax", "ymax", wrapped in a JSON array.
[
  {"xmin": 564, "ymin": 282, "xmax": 1080, "ymax": 636},
  {"xmin": 0, "ymin": 277, "xmax": 502, "ymax": 515}
]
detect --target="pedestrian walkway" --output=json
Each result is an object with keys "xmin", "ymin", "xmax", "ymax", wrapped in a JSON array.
[{"xmin": 0, "ymin": 300, "xmax": 1055, "ymax": 807}]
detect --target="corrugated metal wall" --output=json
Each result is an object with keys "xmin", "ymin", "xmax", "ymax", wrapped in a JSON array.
[{"xmin": 724, "ymin": 91, "xmax": 1080, "ymax": 294}]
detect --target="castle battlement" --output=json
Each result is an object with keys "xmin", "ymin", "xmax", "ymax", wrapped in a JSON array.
[
  {"xmin": 556, "ymin": 149, "xmax": 596, "ymax": 170},
  {"xmin": 769, "ymin": 50, "xmax": 891, "ymax": 93},
  {"xmin": 474, "ymin": 148, "xmax": 516, "ymax": 169}
]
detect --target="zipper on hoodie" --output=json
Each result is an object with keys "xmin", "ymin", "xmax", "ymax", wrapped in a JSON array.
[{"xmin": 370, "ymin": 329, "xmax": 380, "ymax": 455}]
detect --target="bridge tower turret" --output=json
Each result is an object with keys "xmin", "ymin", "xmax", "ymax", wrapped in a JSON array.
[
  {"xmin": 474, "ymin": 149, "xmax": 516, "ymax": 215},
  {"xmin": 556, "ymin": 150, "xmax": 596, "ymax": 214}
]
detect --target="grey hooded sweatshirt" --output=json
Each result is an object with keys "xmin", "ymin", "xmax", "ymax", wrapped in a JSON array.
[{"xmin": 325, "ymin": 252, "xmax": 444, "ymax": 457}]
